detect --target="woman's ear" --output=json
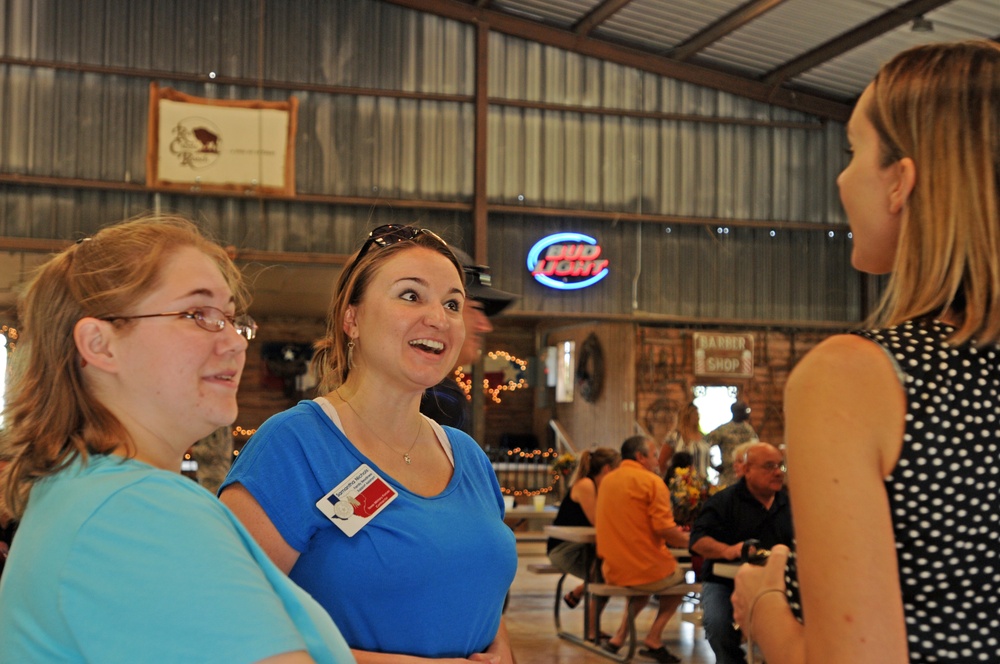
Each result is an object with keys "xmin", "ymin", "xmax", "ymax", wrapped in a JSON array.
[
  {"xmin": 73, "ymin": 318, "xmax": 118, "ymax": 373},
  {"xmin": 342, "ymin": 305, "xmax": 358, "ymax": 340},
  {"xmin": 888, "ymin": 156, "xmax": 916, "ymax": 214}
]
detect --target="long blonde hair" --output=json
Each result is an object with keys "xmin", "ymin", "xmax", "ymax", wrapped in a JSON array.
[
  {"xmin": 867, "ymin": 40, "xmax": 1000, "ymax": 345},
  {"xmin": 0, "ymin": 215, "xmax": 246, "ymax": 518}
]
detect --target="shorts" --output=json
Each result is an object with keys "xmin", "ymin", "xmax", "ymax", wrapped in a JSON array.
[
  {"xmin": 628, "ymin": 567, "xmax": 686, "ymax": 594},
  {"xmin": 547, "ymin": 541, "xmax": 600, "ymax": 581}
]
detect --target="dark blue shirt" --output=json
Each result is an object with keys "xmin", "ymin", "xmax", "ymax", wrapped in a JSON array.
[
  {"xmin": 421, "ymin": 378, "xmax": 470, "ymax": 433},
  {"xmin": 689, "ymin": 479, "xmax": 794, "ymax": 586}
]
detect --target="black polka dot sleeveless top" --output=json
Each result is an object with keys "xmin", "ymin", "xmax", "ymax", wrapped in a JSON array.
[{"xmin": 854, "ymin": 320, "xmax": 1000, "ymax": 662}]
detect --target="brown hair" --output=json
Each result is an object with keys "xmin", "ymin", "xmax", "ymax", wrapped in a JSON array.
[
  {"xmin": 568, "ymin": 446, "xmax": 621, "ymax": 485},
  {"xmin": 312, "ymin": 226, "xmax": 463, "ymax": 392},
  {"xmin": 0, "ymin": 215, "xmax": 245, "ymax": 518},
  {"xmin": 866, "ymin": 40, "xmax": 1000, "ymax": 344}
]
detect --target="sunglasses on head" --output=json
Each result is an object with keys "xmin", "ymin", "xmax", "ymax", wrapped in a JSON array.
[{"xmin": 341, "ymin": 224, "xmax": 448, "ymax": 285}]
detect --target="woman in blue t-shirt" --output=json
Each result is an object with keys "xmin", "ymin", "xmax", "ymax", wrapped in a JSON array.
[
  {"xmin": 221, "ymin": 225, "xmax": 517, "ymax": 663},
  {"xmin": 0, "ymin": 215, "xmax": 353, "ymax": 664}
]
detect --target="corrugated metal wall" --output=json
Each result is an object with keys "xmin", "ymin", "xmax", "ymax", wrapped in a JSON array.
[
  {"xmin": 0, "ymin": 0, "xmax": 859, "ymax": 324},
  {"xmin": 488, "ymin": 35, "xmax": 846, "ymax": 223},
  {"xmin": 489, "ymin": 217, "xmax": 858, "ymax": 321}
]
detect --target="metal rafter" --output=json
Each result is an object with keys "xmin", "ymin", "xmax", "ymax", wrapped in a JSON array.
[
  {"xmin": 380, "ymin": 0, "xmax": 851, "ymax": 120},
  {"xmin": 573, "ymin": 0, "xmax": 636, "ymax": 36},
  {"xmin": 669, "ymin": 0, "xmax": 788, "ymax": 61},
  {"xmin": 763, "ymin": 0, "xmax": 957, "ymax": 86}
]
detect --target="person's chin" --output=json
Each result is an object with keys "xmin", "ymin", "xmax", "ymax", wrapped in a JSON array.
[{"xmin": 207, "ymin": 405, "xmax": 239, "ymax": 432}]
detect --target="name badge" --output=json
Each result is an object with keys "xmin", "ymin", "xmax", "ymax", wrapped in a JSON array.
[{"xmin": 315, "ymin": 464, "xmax": 398, "ymax": 537}]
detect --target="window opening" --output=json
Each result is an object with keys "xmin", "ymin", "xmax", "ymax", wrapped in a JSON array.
[{"xmin": 693, "ymin": 385, "xmax": 738, "ymax": 484}]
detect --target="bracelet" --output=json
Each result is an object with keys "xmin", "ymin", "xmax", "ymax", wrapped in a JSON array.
[{"xmin": 745, "ymin": 588, "xmax": 786, "ymax": 664}]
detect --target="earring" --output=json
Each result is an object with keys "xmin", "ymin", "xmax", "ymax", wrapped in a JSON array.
[{"xmin": 347, "ymin": 339, "xmax": 356, "ymax": 371}]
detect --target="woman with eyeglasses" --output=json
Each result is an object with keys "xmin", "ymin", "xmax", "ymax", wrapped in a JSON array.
[
  {"xmin": 220, "ymin": 225, "xmax": 517, "ymax": 663},
  {"xmin": 731, "ymin": 41, "xmax": 1000, "ymax": 664},
  {"xmin": 0, "ymin": 215, "xmax": 354, "ymax": 663}
]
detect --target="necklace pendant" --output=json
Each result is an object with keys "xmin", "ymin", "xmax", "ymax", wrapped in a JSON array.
[{"xmin": 404, "ymin": 453, "xmax": 412, "ymax": 465}]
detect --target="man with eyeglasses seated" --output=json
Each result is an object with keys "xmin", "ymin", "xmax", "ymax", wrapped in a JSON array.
[
  {"xmin": 690, "ymin": 442, "xmax": 794, "ymax": 664},
  {"xmin": 420, "ymin": 248, "xmax": 517, "ymax": 433}
]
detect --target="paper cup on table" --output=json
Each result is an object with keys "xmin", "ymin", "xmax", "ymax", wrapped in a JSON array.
[
  {"xmin": 533, "ymin": 495, "xmax": 546, "ymax": 511},
  {"xmin": 503, "ymin": 495, "xmax": 515, "ymax": 511}
]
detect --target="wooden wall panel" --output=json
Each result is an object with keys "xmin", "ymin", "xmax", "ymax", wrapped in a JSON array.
[
  {"xmin": 539, "ymin": 321, "xmax": 638, "ymax": 452},
  {"xmin": 636, "ymin": 326, "xmax": 838, "ymax": 446}
]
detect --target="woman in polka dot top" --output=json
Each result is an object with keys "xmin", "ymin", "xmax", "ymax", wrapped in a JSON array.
[{"xmin": 731, "ymin": 40, "xmax": 1000, "ymax": 664}]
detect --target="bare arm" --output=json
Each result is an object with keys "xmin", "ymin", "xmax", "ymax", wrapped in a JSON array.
[
  {"xmin": 655, "ymin": 525, "xmax": 690, "ymax": 549},
  {"xmin": 220, "ymin": 483, "xmax": 301, "ymax": 574},
  {"xmin": 735, "ymin": 335, "xmax": 909, "ymax": 664},
  {"xmin": 690, "ymin": 535, "xmax": 741, "ymax": 561},
  {"xmin": 351, "ymin": 653, "xmax": 498, "ymax": 664},
  {"xmin": 473, "ymin": 617, "xmax": 514, "ymax": 664},
  {"xmin": 570, "ymin": 477, "xmax": 598, "ymax": 524},
  {"xmin": 223, "ymin": 483, "xmax": 507, "ymax": 664},
  {"xmin": 350, "ymin": 623, "xmax": 510, "ymax": 664},
  {"xmin": 657, "ymin": 439, "xmax": 673, "ymax": 476},
  {"xmin": 732, "ymin": 546, "xmax": 804, "ymax": 664}
]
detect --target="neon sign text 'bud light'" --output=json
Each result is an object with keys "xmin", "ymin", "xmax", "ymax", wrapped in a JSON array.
[{"xmin": 527, "ymin": 233, "xmax": 609, "ymax": 290}]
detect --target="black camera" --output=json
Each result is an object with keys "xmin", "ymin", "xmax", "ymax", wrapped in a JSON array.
[{"xmin": 740, "ymin": 539, "xmax": 770, "ymax": 566}]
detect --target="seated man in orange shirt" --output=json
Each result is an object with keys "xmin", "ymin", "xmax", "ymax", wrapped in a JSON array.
[{"xmin": 596, "ymin": 435, "xmax": 690, "ymax": 664}]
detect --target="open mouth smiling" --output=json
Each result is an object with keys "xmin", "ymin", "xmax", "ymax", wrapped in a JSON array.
[{"xmin": 409, "ymin": 338, "xmax": 445, "ymax": 354}]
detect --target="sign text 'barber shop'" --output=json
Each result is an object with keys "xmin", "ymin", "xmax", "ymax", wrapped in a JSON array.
[
  {"xmin": 527, "ymin": 233, "xmax": 609, "ymax": 291},
  {"xmin": 693, "ymin": 332, "xmax": 755, "ymax": 378}
]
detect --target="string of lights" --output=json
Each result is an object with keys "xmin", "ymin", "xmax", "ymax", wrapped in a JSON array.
[{"xmin": 455, "ymin": 350, "xmax": 529, "ymax": 404}]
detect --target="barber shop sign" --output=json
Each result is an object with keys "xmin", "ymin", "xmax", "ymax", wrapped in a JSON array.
[
  {"xmin": 527, "ymin": 232, "xmax": 609, "ymax": 290},
  {"xmin": 693, "ymin": 332, "xmax": 755, "ymax": 378}
]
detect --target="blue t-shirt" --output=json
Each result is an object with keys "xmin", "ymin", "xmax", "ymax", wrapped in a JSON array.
[
  {"xmin": 0, "ymin": 455, "xmax": 354, "ymax": 664},
  {"xmin": 221, "ymin": 399, "xmax": 517, "ymax": 658}
]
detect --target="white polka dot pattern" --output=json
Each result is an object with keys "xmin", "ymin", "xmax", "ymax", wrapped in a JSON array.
[{"xmin": 855, "ymin": 321, "xmax": 1000, "ymax": 662}]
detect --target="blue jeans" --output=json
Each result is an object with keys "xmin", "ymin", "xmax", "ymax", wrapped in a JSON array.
[{"xmin": 701, "ymin": 580, "xmax": 746, "ymax": 664}]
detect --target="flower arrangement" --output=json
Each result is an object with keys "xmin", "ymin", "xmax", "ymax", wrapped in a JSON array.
[
  {"xmin": 667, "ymin": 467, "xmax": 721, "ymax": 527},
  {"xmin": 551, "ymin": 452, "xmax": 577, "ymax": 478}
]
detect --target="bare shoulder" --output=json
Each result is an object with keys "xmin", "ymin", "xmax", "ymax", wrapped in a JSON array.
[
  {"xmin": 788, "ymin": 334, "xmax": 901, "ymax": 399},
  {"xmin": 571, "ymin": 476, "xmax": 596, "ymax": 499},
  {"xmin": 786, "ymin": 332, "xmax": 906, "ymax": 475},
  {"xmin": 791, "ymin": 333, "xmax": 892, "ymax": 378}
]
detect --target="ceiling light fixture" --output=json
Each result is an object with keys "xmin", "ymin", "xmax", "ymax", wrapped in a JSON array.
[{"xmin": 911, "ymin": 15, "xmax": 934, "ymax": 33}]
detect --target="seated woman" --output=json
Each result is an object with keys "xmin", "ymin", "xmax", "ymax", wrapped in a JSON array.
[
  {"xmin": 546, "ymin": 447, "xmax": 620, "ymax": 640},
  {"xmin": 220, "ymin": 225, "xmax": 517, "ymax": 663},
  {"xmin": 0, "ymin": 215, "xmax": 353, "ymax": 663}
]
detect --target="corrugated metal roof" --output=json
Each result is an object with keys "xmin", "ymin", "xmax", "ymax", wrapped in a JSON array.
[{"xmin": 416, "ymin": 0, "xmax": 999, "ymax": 109}]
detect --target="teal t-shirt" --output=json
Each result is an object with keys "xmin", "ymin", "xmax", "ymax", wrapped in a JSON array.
[{"xmin": 0, "ymin": 454, "xmax": 355, "ymax": 664}]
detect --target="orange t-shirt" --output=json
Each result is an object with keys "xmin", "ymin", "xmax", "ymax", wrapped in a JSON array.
[{"xmin": 595, "ymin": 459, "xmax": 678, "ymax": 586}]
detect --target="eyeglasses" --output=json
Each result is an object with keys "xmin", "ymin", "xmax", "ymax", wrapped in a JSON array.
[
  {"xmin": 341, "ymin": 224, "xmax": 448, "ymax": 284},
  {"xmin": 753, "ymin": 462, "xmax": 787, "ymax": 473},
  {"xmin": 101, "ymin": 306, "xmax": 258, "ymax": 340}
]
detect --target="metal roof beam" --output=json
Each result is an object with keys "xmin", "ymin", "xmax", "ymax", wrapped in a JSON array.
[
  {"xmin": 573, "ymin": 0, "xmax": 636, "ymax": 36},
  {"xmin": 763, "ymin": 0, "xmax": 956, "ymax": 86},
  {"xmin": 380, "ymin": 0, "xmax": 851, "ymax": 121},
  {"xmin": 670, "ymin": 0, "xmax": 788, "ymax": 61}
]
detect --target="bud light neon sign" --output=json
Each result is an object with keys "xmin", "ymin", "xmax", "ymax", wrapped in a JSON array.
[{"xmin": 527, "ymin": 232, "xmax": 609, "ymax": 290}]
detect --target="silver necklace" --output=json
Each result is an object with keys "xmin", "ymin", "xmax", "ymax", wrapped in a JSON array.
[{"xmin": 336, "ymin": 389, "xmax": 422, "ymax": 464}]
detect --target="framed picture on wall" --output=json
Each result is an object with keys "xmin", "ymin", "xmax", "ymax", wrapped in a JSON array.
[{"xmin": 146, "ymin": 83, "xmax": 298, "ymax": 195}]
